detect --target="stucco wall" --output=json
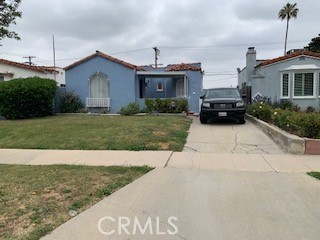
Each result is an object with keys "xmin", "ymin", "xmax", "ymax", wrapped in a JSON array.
[
  {"xmin": 65, "ymin": 56, "xmax": 136, "ymax": 113},
  {"xmin": 0, "ymin": 63, "xmax": 65, "ymax": 85},
  {"xmin": 186, "ymin": 71, "xmax": 203, "ymax": 113},
  {"xmin": 253, "ymin": 57, "xmax": 320, "ymax": 110}
]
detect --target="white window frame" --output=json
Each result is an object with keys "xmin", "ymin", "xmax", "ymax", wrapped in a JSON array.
[
  {"xmin": 293, "ymin": 71, "xmax": 316, "ymax": 99},
  {"xmin": 176, "ymin": 79, "xmax": 185, "ymax": 97},
  {"xmin": 280, "ymin": 72, "xmax": 290, "ymax": 99},
  {"xmin": 156, "ymin": 83, "xmax": 163, "ymax": 92}
]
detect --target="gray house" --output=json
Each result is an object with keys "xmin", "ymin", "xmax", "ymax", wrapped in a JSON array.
[
  {"xmin": 64, "ymin": 51, "xmax": 203, "ymax": 113},
  {"xmin": 238, "ymin": 47, "xmax": 320, "ymax": 111}
]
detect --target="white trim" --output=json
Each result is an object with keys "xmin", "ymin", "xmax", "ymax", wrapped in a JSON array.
[
  {"xmin": 264, "ymin": 55, "xmax": 320, "ymax": 68},
  {"xmin": 292, "ymin": 72, "xmax": 316, "ymax": 99},
  {"xmin": 280, "ymin": 72, "xmax": 290, "ymax": 99},
  {"xmin": 156, "ymin": 83, "xmax": 163, "ymax": 92},
  {"xmin": 176, "ymin": 79, "xmax": 185, "ymax": 97},
  {"xmin": 280, "ymin": 64, "xmax": 320, "ymax": 71}
]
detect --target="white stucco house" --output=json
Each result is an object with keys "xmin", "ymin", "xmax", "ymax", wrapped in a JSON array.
[
  {"xmin": 238, "ymin": 47, "xmax": 320, "ymax": 111},
  {"xmin": 0, "ymin": 58, "xmax": 65, "ymax": 86}
]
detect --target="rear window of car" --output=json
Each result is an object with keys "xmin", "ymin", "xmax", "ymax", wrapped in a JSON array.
[{"xmin": 205, "ymin": 89, "xmax": 240, "ymax": 99}]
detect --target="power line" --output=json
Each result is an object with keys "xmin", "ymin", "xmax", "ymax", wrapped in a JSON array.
[
  {"xmin": 23, "ymin": 56, "xmax": 36, "ymax": 65},
  {"xmin": 159, "ymin": 39, "xmax": 309, "ymax": 50}
]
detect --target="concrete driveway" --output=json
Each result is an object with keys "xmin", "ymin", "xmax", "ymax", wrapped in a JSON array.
[
  {"xmin": 42, "ymin": 116, "xmax": 320, "ymax": 240},
  {"xmin": 183, "ymin": 117, "xmax": 284, "ymax": 154}
]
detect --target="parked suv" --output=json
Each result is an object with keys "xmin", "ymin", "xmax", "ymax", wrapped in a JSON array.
[{"xmin": 200, "ymin": 88, "xmax": 246, "ymax": 124}]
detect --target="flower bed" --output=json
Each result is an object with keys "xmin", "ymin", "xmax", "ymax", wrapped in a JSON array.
[{"xmin": 247, "ymin": 101, "xmax": 320, "ymax": 139}]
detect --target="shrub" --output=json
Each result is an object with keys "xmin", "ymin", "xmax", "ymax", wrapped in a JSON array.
[
  {"xmin": 119, "ymin": 102, "xmax": 140, "ymax": 115},
  {"xmin": 305, "ymin": 106, "xmax": 316, "ymax": 113},
  {"xmin": 249, "ymin": 101, "xmax": 320, "ymax": 139},
  {"xmin": 298, "ymin": 113, "xmax": 320, "ymax": 138},
  {"xmin": 60, "ymin": 92, "xmax": 84, "ymax": 113},
  {"xmin": 145, "ymin": 98, "xmax": 188, "ymax": 113},
  {"xmin": 247, "ymin": 101, "xmax": 272, "ymax": 122},
  {"xmin": 0, "ymin": 77, "xmax": 57, "ymax": 119},
  {"xmin": 272, "ymin": 99, "xmax": 300, "ymax": 112}
]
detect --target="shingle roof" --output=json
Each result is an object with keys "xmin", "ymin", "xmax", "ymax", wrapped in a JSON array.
[
  {"xmin": 256, "ymin": 51, "xmax": 320, "ymax": 68},
  {"xmin": 64, "ymin": 50, "xmax": 143, "ymax": 71},
  {"xmin": 0, "ymin": 58, "xmax": 57, "ymax": 73},
  {"xmin": 166, "ymin": 63, "xmax": 201, "ymax": 71}
]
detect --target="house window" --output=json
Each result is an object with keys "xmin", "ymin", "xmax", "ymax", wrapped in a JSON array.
[
  {"xmin": 90, "ymin": 72, "xmax": 110, "ymax": 98},
  {"xmin": 176, "ymin": 79, "xmax": 185, "ymax": 97},
  {"xmin": 294, "ymin": 72, "xmax": 314, "ymax": 97},
  {"xmin": 281, "ymin": 73, "xmax": 289, "ymax": 98},
  {"xmin": 157, "ymin": 83, "xmax": 163, "ymax": 92}
]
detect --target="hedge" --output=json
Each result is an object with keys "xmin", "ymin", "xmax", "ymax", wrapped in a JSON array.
[
  {"xmin": 145, "ymin": 98, "xmax": 188, "ymax": 113},
  {"xmin": 0, "ymin": 77, "xmax": 57, "ymax": 119}
]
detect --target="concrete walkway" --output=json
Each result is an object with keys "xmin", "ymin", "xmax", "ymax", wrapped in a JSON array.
[
  {"xmin": 43, "ymin": 168, "xmax": 320, "ymax": 240},
  {"xmin": 1, "ymin": 148, "xmax": 320, "ymax": 173},
  {"xmin": 0, "ymin": 149, "xmax": 171, "ymax": 168}
]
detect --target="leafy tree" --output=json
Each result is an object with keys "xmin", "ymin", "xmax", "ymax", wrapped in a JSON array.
[
  {"xmin": 306, "ymin": 34, "xmax": 320, "ymax": 53},
  {"xmin": 278, "ymin": 3, "xmax": 299, "ymax": 55},
  {"xmin": 0, "ymin": 0, "xmax": 22, "ymax": 44}
]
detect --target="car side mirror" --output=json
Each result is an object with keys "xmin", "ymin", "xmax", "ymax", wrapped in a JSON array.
[{"xmin": 200, "ymin": 95, "xmax": 205, "ymax": 99}]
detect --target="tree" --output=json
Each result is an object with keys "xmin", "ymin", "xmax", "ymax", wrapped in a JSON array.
[
  {"xmin": 0, "ymin": 0, "xmax": 22, "ymax": 44},
  {"xmin": 306, "ymin": 34, "xmax": 320, "ymax": 53},
  {"xmin": 278, "ymin": 3, "xmax": 299, "ymax": 55}
]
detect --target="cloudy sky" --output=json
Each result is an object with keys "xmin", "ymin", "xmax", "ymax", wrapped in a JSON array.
[{"xmin": 1, "ymin": 0, "xmax": 319, "ymax": 88}]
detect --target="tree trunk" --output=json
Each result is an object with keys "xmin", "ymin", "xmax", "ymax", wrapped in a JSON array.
[{"xmin": 284, "ymin": 18, "xmax": 289, "ymax": 55}]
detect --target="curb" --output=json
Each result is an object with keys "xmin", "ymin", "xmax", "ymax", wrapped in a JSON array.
[{"xmin": 246, "ymin": 114, "xmax": 306, "ymax": 155}]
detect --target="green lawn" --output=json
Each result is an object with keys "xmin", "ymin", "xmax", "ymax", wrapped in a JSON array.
[
  {"xmin": 307, "ymin": 172, "xmax": 320, "ymax": 180},
  {"xmin": 0, "ymin": 115, "xmax": 192, "ymax": 151},
  {"xmin": 0, "ymin": 164, "xmax": 152, "ymax": 240}
]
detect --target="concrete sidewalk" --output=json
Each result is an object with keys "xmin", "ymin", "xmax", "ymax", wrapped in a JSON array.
[
  {"xmin": 42, "ymin": 168, "xmax": 320, "ymax": 240},
  {"xmin": 1, "ymin": 149, "xmax": 320, "ymax": 173},
  {"xmin": 0, "ymin": 149, "xmax": 172, "ymax": 168}
]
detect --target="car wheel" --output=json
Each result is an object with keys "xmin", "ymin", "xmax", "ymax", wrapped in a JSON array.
[
  {"xmin": 200, "ymin": 114, "xmax": 207, "ymax": 124},
  {"xmin": 239, "ymin": 116, "xmax": 245, "ymax": 124}
]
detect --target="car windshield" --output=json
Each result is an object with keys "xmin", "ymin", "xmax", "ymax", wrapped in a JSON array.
[{"xmin": 205, "ymin": 89, "xmax": 240, "ymax": 99}]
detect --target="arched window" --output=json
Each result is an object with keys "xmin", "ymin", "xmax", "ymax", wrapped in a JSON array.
[
  {"xmin": 89, "ymin": 72, "xmax": 110, "ymax": 98},
  {"xmin": 157, "ymin": 83, "xmax": 163, "ymax": 92},
  {"xmin": 176, "ymin": 79, "xmax": 185, "ymax": 97}
]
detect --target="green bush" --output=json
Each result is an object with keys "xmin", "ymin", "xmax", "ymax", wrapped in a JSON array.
[
  {"xmin": 60, "ymin": 92, "xmax": 84, "ymax": 113},
  {"xmin": 298, "ymin": 113, "xmax": 320, "ymax": 138},
  {"xmin": 247, "ymin": 101, "xmax": 272, "ymax": 122},
  {"xmin": 0, "ymin": 77, "xmax": 57, "ymax": 119},
  {"xmin": 271, "ymin": 99, "xmax": 300, "ymax": 112},
  {"xmin": 119, "ymin": 102, "xmax": 140, "ymax": 115},
  {"xmin": 145, "ymin": 98, "xmax": 188, "ymax": 113},
  {"xmin": 249, "ymin": 102, "xmax": 320, "ymax": 139}
]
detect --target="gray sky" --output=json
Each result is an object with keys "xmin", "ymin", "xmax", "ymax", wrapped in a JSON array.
[{"xmin": 1, "ymin": 0, "xmax": 319, "ymax": 88}]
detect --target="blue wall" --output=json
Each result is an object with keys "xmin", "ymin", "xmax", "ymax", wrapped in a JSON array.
[
  {"xmin": 66, "ymin": 56, "xmax": 136, "ymax": 113},
  {"xmin": 66, "ymin": 57, "xmax": 203, "ymax": 113}
]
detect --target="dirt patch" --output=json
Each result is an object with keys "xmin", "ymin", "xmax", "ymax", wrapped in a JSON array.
[
  {"xmin": 158, "ymin": 142, "xmax": 170, "ymax": 150},
  {"xmin": 152, "ymin": 130, "xmax": 166, "ymax": 136}
]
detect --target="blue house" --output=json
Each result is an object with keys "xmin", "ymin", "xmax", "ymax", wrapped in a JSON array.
[{"xmin": 64, "ymin": 51, "xmax": 203, "ymax": 113}]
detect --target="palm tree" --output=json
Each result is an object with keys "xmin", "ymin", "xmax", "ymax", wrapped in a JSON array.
[{"xmin": 278, "ymin": 3, "xmax": 299, "ymax": 55}]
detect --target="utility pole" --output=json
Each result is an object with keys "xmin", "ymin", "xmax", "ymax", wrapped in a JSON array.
[
  {"xmin": 153, "ymin": 47, "xmax": 160, "ymax": 68},
  {"xmin": 53, "ymin": 35, "xmax": 56, "ymax": 82},
  {"xmin": 23, "ymin": 56, "xmax": 36, "ymax": 65}
]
